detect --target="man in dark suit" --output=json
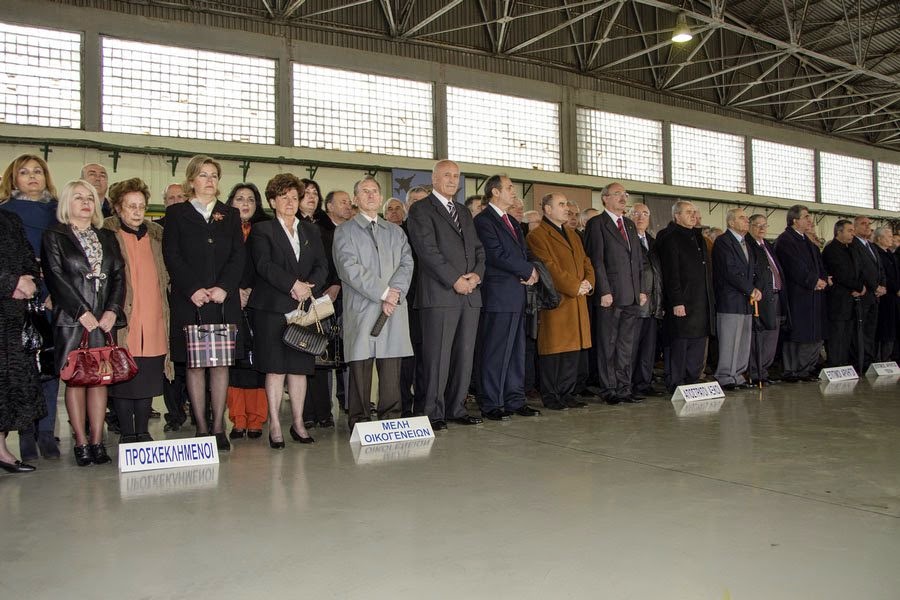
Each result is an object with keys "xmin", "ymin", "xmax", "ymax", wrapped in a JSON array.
[
  {"xmin": 399, "ymin": 186, "xmax": 430, "ymax": 417},
  {"xmin": 747, "ymin": 214, "xmax": 786, "ymax": 385},
  {"xmin": 822, "ymin": 219, "xmax": 866, "ymax": 368},
  {"xmin": 712, "ymin": 208, "xmax": 761, "ymax": 390},
  {"xmin": 629, "ymin": 203, "xmax": 663, "ymax": 396},
  {"xmin": 850, "ymin": 216, "xmax": 886, "ymax": 372},
  {"xmin": 657, "ymin": 201, "xmax": 715, "ymax": 392},
  {"xmin": 584, "ymin": 182, "xmax": 648, "ymax": 404},
  {"xmin": 774, "ymin": 205, "xmax": 828, "ymax": 382},
  {"xmin": 405, "ymin": 160, "xmax": 485, "ymax": 430},
  {"xmin": 473, "ymin": 175, "xmax": 541, "ymax": 420}
]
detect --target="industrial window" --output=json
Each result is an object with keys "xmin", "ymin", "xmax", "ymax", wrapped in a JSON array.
[
  {"xmin": 877, "ymin": 162, "xmax": 900, "ymax": 212},
  {"xmin": 294, "ymin": 65, "xmax": 433, "ymax": 158},
  {"xmin": 752, "ymin": 139, "xmax": 815, "ymax": 202},
  {"xmin": 671, "ymin": 124, "xmax": 745, "ymax": 193},
  {"xmin": 102, "ymin": 38, "xmax": 276, "ymax": 143},
  {"xmin": 0, "ymin": 22, "xmax": 81, "ymax": 129},
  {"xmin": 820, "ymin": 152, "xmax": 873, "ymax": 208},
  {"xmin": 575, "ymin": 108, "xmax": 663, "ymax": 183},
  {"xmin": 447, "ymin": 87, "xmax": 560, "ymax": 171}
]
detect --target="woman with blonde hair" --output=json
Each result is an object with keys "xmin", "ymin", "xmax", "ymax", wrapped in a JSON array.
[
  {"xmin": 104, "ymin": 178, "xmax": 170, "ymax": 443},
  {"xmin": 162, "ymin": 156, "xmax": 245, "ymax": 451},
  {"xmin": 0, "ymin": 154, "xmax": 61, "ymax": 461},
  {"xmin": 42, "ymin": 180, "xmax": 125, "ymax": 466}
]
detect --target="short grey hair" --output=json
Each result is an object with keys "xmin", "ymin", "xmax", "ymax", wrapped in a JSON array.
[
  {"xmin": 405, "ymin": 185, "xmax": 430, "ymax": 203},
  {"xmin": 725, "ymin": 207, "xmax": 742, "ymax": 227},
  {"xmin": 353, "ymin": 175, "xmax": 381, "ymax": 198},
  {"xmin": 672, "ymin": 200, "xmax": 693, "ymax": 219},
  {"xmin": 873, "ymin": 225, "xmax": 892, "ymax": 243}
]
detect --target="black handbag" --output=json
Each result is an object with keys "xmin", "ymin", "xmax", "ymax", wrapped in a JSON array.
[
  {"xmin": 282, "ymin": 319, "xmax": 329, "ymax": 356},
  {"xmin": 314, "ymin": 317, "xmax": 344, "ymax": 369},
  {"xmin": 234, "ymin": 310, "xmax": 255, "ymax": 368},
  {"xmin": 22, "ymin": 296, "xmax": 56, "ymax": 380}
]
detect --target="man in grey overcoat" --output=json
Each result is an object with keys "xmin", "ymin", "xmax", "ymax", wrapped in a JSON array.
[{"xmin": 333, "ymin": 176, "xmax": 414, "ymax": 430}]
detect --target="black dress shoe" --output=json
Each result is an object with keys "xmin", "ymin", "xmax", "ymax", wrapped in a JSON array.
[
  {"xmin": 543, "ymin": 402, "xmax": 568, "ymax": 411},
  {"xmin": 247, "ymin": 429, "xmax": 263, "ymax": 439},
  {"xmin": 214, "ymin": 432, "xmax": 231, "ymax": 452},
  {"xmin": 761, "ymin": 378, "xmax": 779, "ymax": 385},
  {"xmin": 303, "ymin": 420, "xmax": 316, "ymax": 429},
  {"xmin": 318, "ymin": 418, "xmax": 335, "ymax": 428},
  {"xmin": 630, "ymin": 392, "xmax": 647, "ymax": 400},
  {"xmin": 621, "ymin": 396, "xmax": 644, "ymax": 404},
  {"xmin": 149, "ymin": 409, "xmax": 161, "ymax": 419},
  {"xmin": 481, "ymin": 409, "xmax": 510, "ymax": 421},
  {"xmin": 269, "ymin": 435, "xmax": 285, "ymax": 449},
  {"xmin": 0, "ymin": 459, "xmax": 36, "ymax": 473},
  {"xmin": 136, "ymin": 433, "xmax": 153, "ymax": 443},
  {"xmin": 640, "ymin": 387, "xmax": 665, "ymax": 397},
  {"xmin": 605, "ymin": 397, "xmax": 622, "ymax": 405},
  {"xmin": 163, "ymin": 422, "xmax": 182, "ymax": 432},
  {"xmin": 451, "ymin": 415, "xmax": 483, "ymax": 425},
  {"xmin": 722, "ymin": 383, "xmax": 738, "ymax": 391},
  {"xmin": 119, "ymin": 434, "xmax": 138, "ymax": 444},
  {"xmin": 782, "ymin": 375, "xmax": 800, "ymax": 383},
  {"xmin": 73, "ymin": 445, "xmax": 92, "ymax": 467},
  {"xmin": 512, "ymin": 405, "xmax": 541, "ymax": 417},
  {"xmin": 89, "ymin": 443, "xmax": 111, "ymax": 465},
  {"xmin": 802, "ymin": 374, "xmax": 821, "ymax": 382},
  {"xmin": 400, "ymin": 410, "xmax": 414, "ymax": 418},
  {"xmin": 289, "ymin": 426, "xmax": 315, "ymax": 444},
  {"xmin": 565, "ymin": 398, "xmax": 588, "ymax": 408},
  {"xmin": 229, "ymin": 428, "xmax": 246, "ymax": 440},
  {"xmin": 431, "ymin": 420, "xmax": 448, "ymax": 431}
]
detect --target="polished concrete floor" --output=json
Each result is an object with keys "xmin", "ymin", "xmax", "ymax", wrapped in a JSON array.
[{"xmin": 2, "ymin": 376, "xmax": 899, "ymax": 599}]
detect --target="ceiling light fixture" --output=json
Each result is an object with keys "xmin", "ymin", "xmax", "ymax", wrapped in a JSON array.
[{"xmin": 672, "ymin": 13, "xmax": 693, "ymax": 43}]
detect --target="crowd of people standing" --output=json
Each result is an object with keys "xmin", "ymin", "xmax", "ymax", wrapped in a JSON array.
[{"xmin": 0, "ymin": 152, "xmax": 897, "ymax": 471}]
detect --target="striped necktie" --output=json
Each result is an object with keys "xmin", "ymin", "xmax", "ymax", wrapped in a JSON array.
[{"xmin": 447, "ymin": 200, "xmax": 461, "ymax": 233}]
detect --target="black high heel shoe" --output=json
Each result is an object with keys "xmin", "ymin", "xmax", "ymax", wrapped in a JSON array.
[
  {"xmin": 289, "ymin": 426, "xmax": 315, "ymax": 444},
  {"xmin": 0, "ymin": 459, "xmax": 36, "ymax": 473},
  {"xmin": 73, "ymin": 445, "xmax": 92, "ymax": 467},
  {"xmin": 269, "ymin": 434, "xmax": 285, "ymax": 449},
  {"xmin": 89, "ymin": 443, "xmax": 111, "ymax": 465}
]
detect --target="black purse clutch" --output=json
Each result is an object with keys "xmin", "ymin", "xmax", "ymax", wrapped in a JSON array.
[
  {"xmin": 22, "ymin": 296, "xmax": 56, "ymax": 380},
  {"xmin": 282, "ymin": 320, "xmax": 329, "ymax": 356}
]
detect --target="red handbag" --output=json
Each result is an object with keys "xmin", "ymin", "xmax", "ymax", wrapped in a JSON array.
[{"xmin": 60, "ymin": 329, "xmax": 138, "ymax": 387}]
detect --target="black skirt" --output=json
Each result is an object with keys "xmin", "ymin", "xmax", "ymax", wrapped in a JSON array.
[
  {"xmin": 251, "ymin": 309, "xmax": 314, "ymax": 375},
  {"xmin": 108, "ymin": 355, "xmax": 165, "ymax": 399}
]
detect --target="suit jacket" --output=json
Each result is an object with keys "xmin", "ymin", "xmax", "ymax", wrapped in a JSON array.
[
  {"xmin": 712, "ymin": 230, "xmax": 755, "ymax": 315},
  {"xmin": 774, "ymin": 227, "xmax": 827, "ymax": 343},
  {"xmin": 405, "ymin": 193, "xmax": 485, "ymax": 309},
  {"xmin": 247, "ymin": 218, "xmax": 328, "ymax": 315},
  {"xmin": 638, "ymin": 232, "xmax": 663, "ymax": 319},
  {"xmin": 822, "ymin": 240, "xmax": 864, "ymax": 321},
  {"xmin": 748, "ymin": 237, "xmax": 786, "ymax": 330},
  {"xmin": 657, "ymin": 221, "xmax": 715, "ymax": 338},
  {"xmin": 473, "ymin": 206, "xmax": 533, "ymax": 313},
  {"xmin": 525, "ymin": 219, "xmax": 595, "ymax": 355},
  {"xmin": 333, "ymin": 214, "xmax": 414, "ymax": 362},
  {"xmin": 851, "ymin": 237, "xmax": 885, "ymax": 308},
  {"xmin": 583, "ymin": 211, "xmax": 645, "ymax": 307}
]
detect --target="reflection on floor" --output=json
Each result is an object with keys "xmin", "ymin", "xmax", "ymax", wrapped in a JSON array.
[{"xmin": 2, "ymin": 376, "xmax": 899, "ymax": 599}]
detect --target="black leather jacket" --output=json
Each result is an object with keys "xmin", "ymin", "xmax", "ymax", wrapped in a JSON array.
[{"xmin": 41, "ymin": 222, "xmax": 126, "ymax": 366}]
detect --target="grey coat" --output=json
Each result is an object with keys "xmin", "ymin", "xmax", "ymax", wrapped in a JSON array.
[{"xmin": 333, "ymin": 214, "xmax": 414, "ymax": 362}]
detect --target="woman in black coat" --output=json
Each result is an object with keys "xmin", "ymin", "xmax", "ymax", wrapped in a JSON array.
[
  {"xmin": 0, "ymin": 210, "xmax": 44, "ymax": 472},
  {"xmin": 162, "ymin": 156, "xmax": 245, "ymax": 452},
  {"xmin": 248, "ymin": 173, "xmax": 327, "ymax": 448},
  {"xmin": 42, "ymin": 180, "xmax": 126, "ymax": 466}
]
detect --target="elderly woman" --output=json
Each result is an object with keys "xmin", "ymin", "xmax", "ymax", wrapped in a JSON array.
[
  {"xmin": 225, "ymin": 183, "xmax": 270, "ymax": 440},
  {"xmin": 0, "ymin": 209, "xmax": 44, "ymax": 472},
  {"xmin": 42, "ymin": 180, "xmax": 125, "ymax": 466},
  {"xmin": 162, "ymin": 156, "xmax": 245, "ymax": 452},
  {"xmin": 248, "ymin": 174, "xmax": 327, "ymax": 448},
  {"xmin": 874, "ymin": 226, "xmax": 899, "ymax": 361},
  {"xmin": 383, "ymin": 197, "xmax": 406, "ymax": 226},
  {"xmin": 0, "ymin": 154, "xmax": 61, "ymax": 461},
  {"xmin": 103, "ymin": 178, "xmax": 170, "ymax": 444}
]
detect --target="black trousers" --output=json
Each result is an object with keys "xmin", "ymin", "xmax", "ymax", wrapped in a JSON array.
[
  {"xmin": 539, "ymin": 351, "xmax": 580, "ymax": 408},
  {"xmin": 631, "ymin": 316, "xmax": 658, "ymax": 393},
  {"xmin": 826, "ymin": 319, "xmax": 854, "ymax": 368},
  {"xmin": 162, "ymin": 362, "xmax": 188, "ymax": 427},
  {"xmin": 477, "ymin": 311, "xmax": 526, "ymax": 412},
  {"xmin": 595, "ymin": 304, "xmax": 640, "ymax": 398},
  {"xmin": 849, "ymin": 301, "xmax": 878, "ymax": 372},
  {"xmin": 418, "ymin": 306, "xmax": 480, "ymax": 422},
  {"xmin": 347, "ymin": 357, "xmax": 401, "ymax": 429},
  {"xmin": 303, "ymin": 370, "xmax": 333, "ymax": 424},
  {"xmin": 401, "ymin": 307, "xmax": 424, "ymax": 416},
  {"xmin": 664, "ymin": 337, "xmax": 706, "ymax": 390}
]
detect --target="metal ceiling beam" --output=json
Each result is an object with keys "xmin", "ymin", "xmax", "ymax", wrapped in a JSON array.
[
  {"xmin": 730, "ymin": 71, "xmax": 853, "ymax": 107},
  {"xmin": 377, "ymin": 0, "xmax": 398, "ymax": 36},
  {"xmin": 661, "ymin": 29, "xmax": 715, "ymax": 87},
  {"xmin": 402, "ymin": 0, "xmax": 464, "ymax": 38},
  {"xmin": 670, "ymin": 51, "xmax": 784, "ymax": 91},
  {"xmin": 586, "ymin": 0, "xmax": 625, "ymax": 69},
  {"xmin": 726, "ymin": 52, "xmax": 792, "ymax": 103},
  {"xmin": 503, "ymin": 0, "xmax": 619, "ymax": 55},
  {"xmin": 282, "ymin": 0, "xmax": 308, "ymax": 19}
]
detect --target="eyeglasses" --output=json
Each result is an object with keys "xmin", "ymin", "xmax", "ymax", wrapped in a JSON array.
[
  {"xmin": 122, "ymin": 203, "xmax": 146, "ymax": 211},
  {"xmin": 607, "ymin": 191, "xmax": 629, "ymax": 198},
  {"xmin": 631, "ymin": 210, "xmax": 649, "ymax": 217}
]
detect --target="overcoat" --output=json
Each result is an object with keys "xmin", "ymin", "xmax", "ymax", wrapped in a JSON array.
[
  {"xmin": 774, "ymin": 227, "xmax": 827, "ymax": 343},
  {"xmin": 875, "ymin": 246, "xmax": 898, "ymax": 343},
  {"xmin": 656, "ymin": 222, "xmax": 715, "ymax": 339}
]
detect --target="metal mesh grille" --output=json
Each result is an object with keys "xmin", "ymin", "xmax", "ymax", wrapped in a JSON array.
[
  {"xmin": 293, "ymin": 64, "xmax": 433, "ymax": 158},
  {"xmin": 102, "ymin": 37, "xmax": 276, "ymax": 143},
  {"xmin": 671, "ymin": 124, "xmax": 745, "ymax": 193},
  {"xmin": 447, "ymin": 87, "xmax": 560, "ymax": 171},
  {"xmin": 820, "ymin": 152, "xmax": 873, "ymax": 208},
  {"xmin": 0, "ymin": 21, "xmax": 81, "ymax": 129},
  {"xmin": 576, "ymin": 108, "xmax": 663, "ymax": 183},
  {"xmin": 752, "ymin": 139, "xmax": 815, "ymax": 203}
]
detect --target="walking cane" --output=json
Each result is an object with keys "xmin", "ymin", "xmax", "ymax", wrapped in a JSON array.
[
  {"xmin": 853, "ymin": 297, "xmax": 864, "ymax": 375},
  {"xmin": 750, "ymin": 297, "xmax": 762, "ymax": 389}
]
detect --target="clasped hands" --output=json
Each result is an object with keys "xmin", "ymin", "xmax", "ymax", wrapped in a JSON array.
[
  {"xmin": 519, "ymin": 268, "xmax": 539, "ymax": 286},
  {"xmin": 191, "ymin": 287, "xmax": 228, "ymax": 307},
  {"xmin": 79, "ymin": 310, "xmax": 117, "ymax": 333},
  {"xmin": 382, "ymin": 287, "xmax": 401, "ymax": 317},
  {"xmin": 290, "ymin": 280, "xmax": 314, "ymax": 302},
  {"xmin": 453, "ymin": 273, "xmax": 480, "ymax": 295}
]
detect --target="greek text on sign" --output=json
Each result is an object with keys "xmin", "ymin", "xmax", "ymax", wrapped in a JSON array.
[
  {"xmin": 670, "ymin": 381, "xmax": 725, "ymax": 403},
  {"xmin": 349, "ymin": 416, "xmax": 434, "ymax": 446},
  {"xmin": 820, "ymin": 366, "xmax": 858, "ymax": 382},
  {"xmin": 118, "ymin": 436, "xmax": 219, "ymax": 473},
  {"xmin": 866, "ymin": 361, "xmax": 900, "ymax": 377}
]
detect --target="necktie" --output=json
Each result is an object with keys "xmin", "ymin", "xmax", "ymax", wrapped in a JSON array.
[
  {"xmin": 370, "ymin": 220, "xmax": 378, "ymax": 250},
  {"xmin": 616, "ymin": 217, "xmax": 629, "ymax": 248},
  {"xmin": 739, "ymin": 237, "xmax": 748, "ymax": 261},
  {"xmin": 447, "ymin": 200, "xmax": 461, "ymax": 233},
  {"xmin": 760, "ymin": 241, "xmax": 782, "ymax": 290},
  {"xmin": 641, "ymin": 235, "xmax": 648, "ymax": 251},
  {"xmin": 502, "ymin": 213, "xmax": 517, "ymax": 239},
  {"xmin": 865, "ymin": 240, "xmax": 877, "ymax": 263}
]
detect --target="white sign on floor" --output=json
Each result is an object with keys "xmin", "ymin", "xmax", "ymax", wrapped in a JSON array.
[
  {"xmin": 820, "ymin": 366, "xmax": 858, "ymax": 382},
  {"xmin": 819, "ymin": 380, "xmax": 859, "ymax": 396},
  {"xmin": 349, "ymin": 416, "xmax": 434, "ymax": 446},
  {"xmin": 670, "ymin": 381, "xmax": 725, "ymax": 403},
  {"xmin": 118, "ymin": 436, "xmax": 219, "ymax": 473},
  {"xmin": 672, "ymin": 397, "xmax": 725, "ymax": 417},
  {"xmin": 866, "ymin": 361, "xmax": 900, "ymax": 377},
  {"xmin": 352, "ymin": 438, "xmax": 435, "ymax": 465}
]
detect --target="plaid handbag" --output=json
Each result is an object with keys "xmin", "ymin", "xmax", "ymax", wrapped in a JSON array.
[{"xmin": 184, "ymin": 309, "xmax": 238, "ymax": 368}]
